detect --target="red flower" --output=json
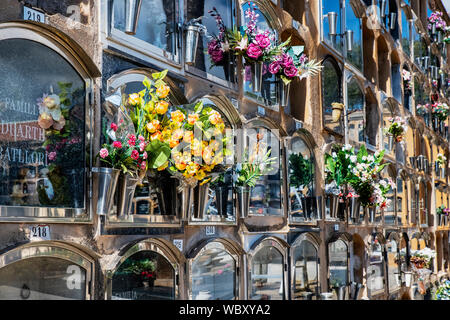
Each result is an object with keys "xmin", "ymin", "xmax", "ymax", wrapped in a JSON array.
[
  {"xmin": 110, "ymin": 122, "xmax": 118, "ymax": 131},
  {"xmin": 131, "ymin": 149, "xmax": 139, "ymax": 160},
  {"xmin": 128, "ymin": 134, "xmax": 136, "ymax": 146},
  {"xmin": 113, "ymin": 141, "xmax": 122, "ymax": 148}
]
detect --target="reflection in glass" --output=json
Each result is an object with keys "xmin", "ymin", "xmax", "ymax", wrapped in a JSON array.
[
  {"xmin": 345, "ymin": 0, "xmax": 362, "ymax": 70},
  {"xmin": 322, "ymin": 0, "xmax": 342, "ymax": 52},
  {"xmin": 387, "ymin": 239, "xmax": 401, "ymax": 292},
  {"xmin": 187, "ymin": 0, "xmax": 234, "ymax": 81},
  {"xmin": 248, "ymin": 128, "xmax": 281, "ymax": 216},
  {"xmin": 367, "ymin": 238, "xmax": 385, "ymax": 296},
  {"xmin": 347, "ymin": 79, "xmax": 365, "ymax": 143},
  {"xmin": 112, "ymin": 251, "xmax": 175, "ymax": 300},
  {"xmin": 0, "ymin": 257, "xmax": 86, "ymax": 300},
  {"xmin": 401, "ymin": 10, "xmax": 411, "ymax": 57},
  {"xmin": 0, "ymin": 39, "xmax": 85, "ymax": 212},
  {"xmin": 322, "ymin": 59, "xmax": 343, "ymax": 134},
  {"xmin": 242, "ymin": 2, "xmax": 278, "ymax": 107},
  {"xmin": 191, "ymin": 243, "xmax": 236, "ymax": 300},
  {"xmin": 113, "ymin": 0, "xmax": 177, "ymax": 56},
  {"xmin": 328, "ymin": 239, "xmax": 348, "ymax": 289},
  {"xmin": 251, "ymin": 245, "xmax": 284, "ymax": 300},
  {"xmin": 288, "ymin": 138, "xmax": 315, "ymax": 222},
  {"xmin": 293, "ymin": 240, "xmax": 319, "ymax": 300}
]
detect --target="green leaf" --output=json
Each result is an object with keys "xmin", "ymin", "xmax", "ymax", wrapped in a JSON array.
[
  {"xmin": 149, "ymin": 144, "xmax": 171, "ymax": 169},
  {"xmin": 194, "ymin": 101, "xmax": 204, "ymax": 113},
  {"xmin": 143, "ymin": 77, "xmax": 152, "ymax": 89}
]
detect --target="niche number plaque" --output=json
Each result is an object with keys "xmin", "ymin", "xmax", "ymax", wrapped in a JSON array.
[
  {"xmin": 29, "ymin": 225, "xmax": 51, "ymax": 241},
  {"xmin": 23, "ymin": 7, "xmax": 45, "ymax": 23}
]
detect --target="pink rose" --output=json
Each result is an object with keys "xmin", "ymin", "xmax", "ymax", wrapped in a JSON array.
[
  {"xmin": 246, "ymin": 43, "xmax": 262, "ymax": 59},
  {"xmin": 143, "ymin": 151, "xmax": 148, "ymax": 160},
  {"xmin": 131, "ymin": 149, "xmax": 139, "ymax": 160},
  {"xmin": 140, "ymin": 161, "xmax": 146, "ymax": 170},
  {"xmin": 211, "ymin": 49, "xmax": 224, "ymax": 63},
  {"xmin": 99, "ymin": 148, "xmax": 109, "ymax": 159},
  {"xmin": 284, "ymin": 65, "xmax": 298, "ymax": 78},
  {"xmin": 281, "ymin": 53, "xmax": 294, "ymax": 68},
  {"xmin": 128, "ymin": 134, "xmax": 136, "ymax": 146},
  {"xmin": 268, "ymin": 61, "xmax": 281, "ymax": 74},
  {"xmin": 254, "ymin": 34, "xmax": 271, "ymax": 49},
  {"xmin": 113, "ymin": 141, "xmax": 122, "ymax": 148},
  {"xmin": 138, "ymin": 135, "xmax": 145, "ymax": 142},
  {"xmin": 48, "ymin": 151, "xmax": 57, "ymax": 161},
  {"xmin": 139, "ymin": 142, "xmax": 145, "ymax": 152}
]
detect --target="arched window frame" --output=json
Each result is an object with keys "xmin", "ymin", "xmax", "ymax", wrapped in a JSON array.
[
  {"xmin": 0, "ymin": 241, "xmax": 95, "ymax": 299},
  {"xmin": 386, "ymin": 232, "xmax": 402, "ymax": 296},
  {"xmin": 187, "ymin": 238, "xmax": 243, "ymax": 300},
  {"xmin": 106, "ymin": 238, "xmax": 184, "ymax": 300},
  {"xmin": 0, "ymin": 21, "xmax": 100, "ymax": 222},
  {"xmin": 365, "ymin": 232, "xmax": 386, "ymax": 298},
  {"xmin": 289, "ymin": 232, "xmax": 321, "ymax": 299},
  {"xmin": 326, "ymin": 233, "xmax": 352, "ymax": 299},
  {"xmin": 247, "ymin": 236, "xmax": 289, "ymax": 300}
]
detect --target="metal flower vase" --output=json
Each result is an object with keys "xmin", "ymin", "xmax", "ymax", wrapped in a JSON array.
[
  {"xmin": 387, "ymin": 134, "xmax": 394, "ymax": 151},
  {"xmin": 348, "ymin": 197, "xmax": 361, "ymax": 223},
  {"xmin": 350, "ymin": 282, "xmax": 363, "ymax": 300},
  {"xmin": 236, "ymin": 186, "xmax": 251, "ymax": 218},
  {"xmin": 334, "ymin": 286, "xmax": 346, "ymax": 300},
  {"xmin": 124, "ymin": 0, "xmax": 143, "ymax": 35},
  {"xmin": 251, "ymin": 62, "xmax": 264, "ymax": 93},
  {"xmin": 438, "ymin": 214, "xmax": 444, "ymax": 226},
  {"xmin": 327, "ymin": 194, "xmax": 340, "ymax": 219},
  {"xmin": 193, "ymin": 183, "xmax": 210, "ymax": 219},
  {"xmin": 214, "ymin": 186, "xmax": 229, "ymax": 216},
  {"xmin": 116, "ymin": 173, "xmax": 139, "ymax": 218},
  {"xmin": 92, "ymin": 167, "xmax": 120, "ymax": 215},
  {"xmin": 367, "ymin": 206, "xmax": 376, "ymax": 224},
  {"xmin": 279, "ymin": 81, "xmax": 291, "ymax": 107},
  {"xmin": 185, "ymin": 25, "xmax": 201, "ymax": 65}
]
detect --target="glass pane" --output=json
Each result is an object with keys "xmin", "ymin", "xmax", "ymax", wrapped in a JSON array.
[
  {"xmin": 113, "ymin": 0, "xmax": 176, "ymax": 55},
  {"xmin": 322, "ymin": 60, "xmax": 343, "ymax": 134},
  {"xmin": 328, "ymin": 239, "xmax": 348, "ymax": 288},
  {"xmin": 288, "ymin": 137, "xmax": 315, "ymax": 222},
  {"xmin": 345, "ymin": 1, "xmax": 362, "ymax": 70},
  {"xmin": 187, "ymin": 0, "xmax": 235, "ymax": 81},
  {"xmin": 387, "ymin": 240, "xmax": 400, "ymax": 291},
  {"xmin": 367, "ymin": 239, "xmax": 384, "ymax": 295},
  {"xmin": 0, "ymin": 257, "xmax": 86, "ymax": 300},
  {"xmin": 0, "ymin": 39, "xmax": 86, "ymax": 213},
  {"xmin": 401, "ymin": 10, "xmax": 410, "ymax": 57},
  {"xmin": 251, "ymin": 245, "xmax": 284, "ymax": 300},
  {"xmin": 191, "ymin": 243, "xmax": 236, "ymax": 300},
  {"xmin": 323, "ymin": 0, "xmax": 342, "ymax": 52},
  {"xmin": 347, "ymin": 80, "xmax": 364, "ymax": 143},
  {"xmin": 293, "ymin": 241, "xmax": 319, "ymax": 299},
  {"xmin": 242, "ymin": 2, "xmax": 278, "ymax": 107},
  {"xmin": 248, "ymin": 128, "xmax": 282, "ymax": 216},
  {"xmin": 112, "ymin": 251, "xmax": 175, "ymax": 300}
]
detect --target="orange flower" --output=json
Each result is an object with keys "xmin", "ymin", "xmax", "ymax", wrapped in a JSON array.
[
  {"xmin": 146, "ymin": 119, "xmax": 160, "ymax": 133},
  {"xmin": 208, "ymin": 110, "xmax": 222, "ymax": 125},
  {"xmin": 157, "ymin": 161, "xmax": 169, "ymax": 171},
  {"xmin": 172, "ymin": 128, "xmax": 184, "ymax": 140},
  {"xmin": 169, "ymin": 138, "xmax": 180, "ymax": 148},
  {"xmin": 191, "ymin": 139, "xmax": 203, "ymax": 157},
  {"xmin": 202, "ymin": 147, "xmax": 214, "ymax": 165},
  {"xmin": 128, "ymin": 93, "xmax": 141, "ymax": 106},
  {"xmin": 171, "ymin": 110, "xmax": 185, "ymax": 123},
  {"xmin": 156, "ymin": 84, "xmax": 170, "ymax": 98},
  {"xmin": 151, "ymin": 131, "xmax": 162, "ymax": 141},
  {"xmin": 183, "ymin": 131, "xmax": 194, "ymax": 143},
  {"xmin": 185, "ymin": 162, "xmax": 200, "ymax": 175},
  {"xmin": 188, "ymin": 113, "xmax": 199, "ymax": 125},
  {"xmin": 155, "ymin": 100, "xmax": 169, "ymax": 115},
  {"xmin": 175, "ymin": 162, "xmax": 187, "ymax": 171}
]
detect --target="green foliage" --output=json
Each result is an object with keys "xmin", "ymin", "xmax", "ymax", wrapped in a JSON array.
[
  {"xmin": 121, "ymin": 258, "xmax": 156, "ymax": 275},
  {"xmin": 288, "ymin": 153, "xmax": 313, "ymax": 188},
  {"xmin": 235, "ymin": 148, "xmax": 276, "ymax": 187}
]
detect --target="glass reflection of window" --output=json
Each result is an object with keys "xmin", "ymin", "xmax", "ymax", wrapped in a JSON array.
[
  {"xmin": 347, "ymin": 79, "xmax": 365, "ymax": 143},
  {"xmin": 322, "ymin": 59, "xmax": 343, "ymax": 134},
  {"xmin": 345, "ymin": 0, "xmax": 362, "ymax": 70},
  {"xmin": 413, "ymin": 27, "xmax": 427, "ymax": 64},
  {"xmin": 242, "ymin": 2, "xmax": 278, "ymax": 107},
  {"xmin": 112, "ymin": 250, "xmax": 175, "ymax": 300},
  {"xmin": 0, "ymin": 39, "xmax": 86, "ymax": 213},
  {"xmin": 419, "ymin": 182, "xmax": 427, "ymax": 225},
  {"xmin": 247, "ymin": 128, "xmax": 282, "ymax": 216},
  {"xmin": 397, "ymin": 177, "xmax": 409, "ymax": 225},
  {"xmin": 387, "ymin": 239, "xmax": 401, "ymax": 292},
  {"xmin": 322, "ymin": 0, "xmax": 343, "ymax": 52},
  {"xmin": 382, "ymin": 105, "xmax": 393, "ymax": 152},
  {"xmin": 367, "ymin": 237, "xmax": 385, "ymax": 296},
  {"xmin": 251, "ymin": 245, "xmax": 284, "ymax": 300},
  {"xmin": 112, "ymin": 0, "xmax": 177, "ymax": 58},
  {"xmin": 288, "ymin": 137, "xmax": 315, "ymax": 222},
  {"xmin": 187, "ymin": 0, "xmax": 235, "ymax": 81},
  {"xmin": 400, "ymin": 236, "xmax": 408, "ymax": 272},
  {"xmin": 401, "ymin": 9, "xmax": 411, "ymax": 57},
  {"xmin": 293, "ymin": 240, "xmax": 319, "ymax": 300},
  {"xmin": 191, "ymin": 243, "xmax": 236, "ymax": 300},
  {"xmin": 328, "ymin": 239, "xmax": 348, "ymax": 288},
  {"xmin": 0, "ymin": 257, "xmax": 86, "ymax": 300}
]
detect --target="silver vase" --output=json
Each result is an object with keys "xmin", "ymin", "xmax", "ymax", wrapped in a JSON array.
[
  {"xmin": 251, "ymin": 62, "xmax": 264, "ymax": 93},
  {"xmin": 334, "ymin": 286, "xmax": 346, "ymax": 300},
  {"xmin": 214, "ymin": 186, "xmax": 228, "ymax": 216},
  {"xmin": 185, "ymin": 25, "xmax": 201, "ymax": 65},
  {"xmin": 327, "ymin": 194, "xmax": 340, "ymax": 219},
  {"xmin": 116, "ymin": 173, "xmax": 139, "ymax": 218},
  {"xmin": 124, "ymin": 0, "xmax": 143, "ymax": 35},
  {"xmin": 439, "ymin": 214, "xmax": 443, "ymax": 226},
  {"xmin": 409, "ymin": 157, "xmax": 416, "ymax": 169},
  {"xmin": 440, "ymin": 168, "xmax": 446, "ymax": 179},
  {"xmin": 349, "ymin": 197, "xmax": 361, "ymax": 223},
  {"xmin": 368, "ymin": 206, "xmax": 376, "ymax": 223},
  {"xmin": 438, "ymin": 30, "xmax": 443, "ymax": 43},
  {"xmin": 92, "ymin": 167, "xmax": 120, "ymax": 215},
  {"xmin": 387, "ymin": 134, "xmax": 394, "ymax": 151},
  {"xmin": 236, "ymin": 186, "xmax": 251, "ymax": 218},
  {"xmin": 279, "ymin": 81, "xmax": 291, "ymax": 107},
  {"xmin": 193, "ymin": 183, "xmax": 210, "ymax": 219}
]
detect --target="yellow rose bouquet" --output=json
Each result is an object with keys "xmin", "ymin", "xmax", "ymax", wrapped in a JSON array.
[{"xmin": 164, "ymin": 101, "xmax": 232, "ymax": 187}]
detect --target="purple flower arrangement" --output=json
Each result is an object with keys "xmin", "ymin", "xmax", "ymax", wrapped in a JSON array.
[
  {"xmin": 206, "ymin": 7, "xmax": 230, "ymax": 66},
  {"xmin": 428, "ymin": 11, "xmax": 447, "ymax": 32}
]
